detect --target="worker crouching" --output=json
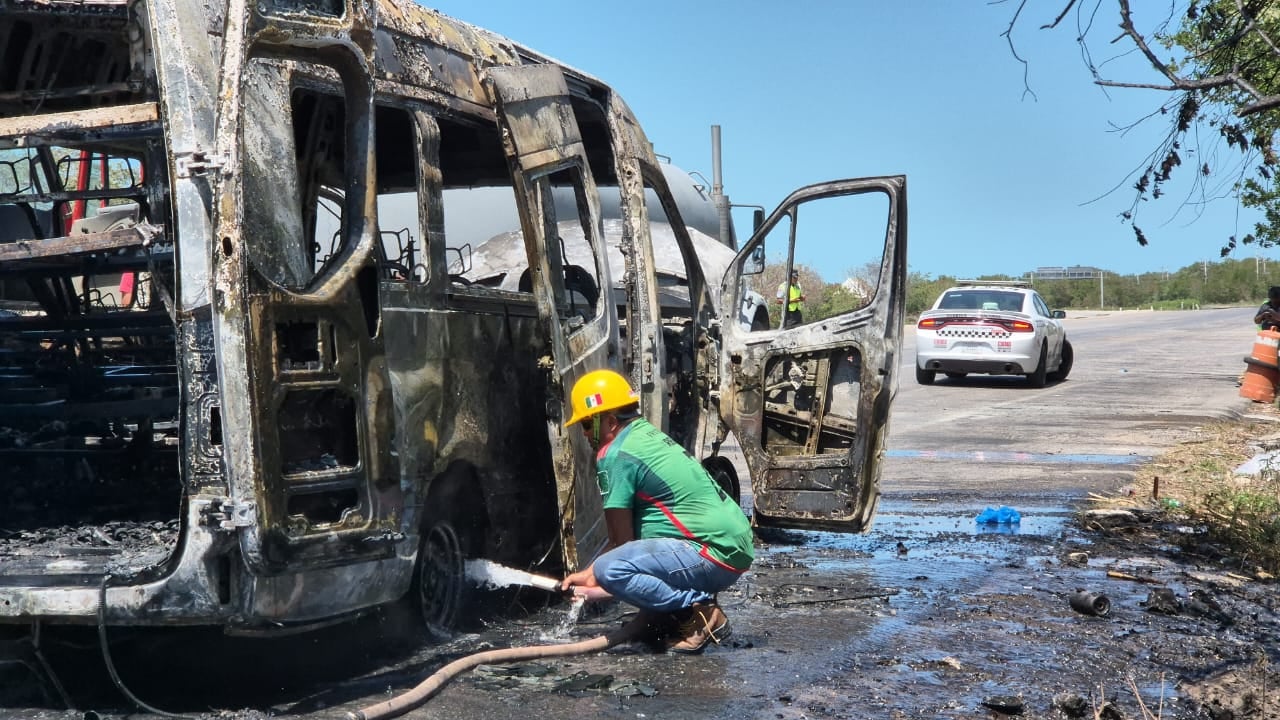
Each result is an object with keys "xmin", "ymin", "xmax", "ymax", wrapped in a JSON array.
[{"xmin": 559, "ymin": 369, "xmax": 755, "ymax": 653}]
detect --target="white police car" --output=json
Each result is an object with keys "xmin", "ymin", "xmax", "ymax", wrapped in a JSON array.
[{"xmin": 914, "ymin": 280, "xmax": 1073, "ymax": 387}]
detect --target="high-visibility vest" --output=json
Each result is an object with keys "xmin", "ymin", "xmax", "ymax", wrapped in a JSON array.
[{"xmin": 778, "ymin": 282, "xmax": 803, "ymax": 312}]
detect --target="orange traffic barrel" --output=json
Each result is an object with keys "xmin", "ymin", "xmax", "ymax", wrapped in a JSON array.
[
  {"xmin": 1241, "ymin": 355, "xmax": 1280, "ymax": 403},
  {"xmin": 1250, "ymin": 329, "xmax": 1280, "ymax": 368}
]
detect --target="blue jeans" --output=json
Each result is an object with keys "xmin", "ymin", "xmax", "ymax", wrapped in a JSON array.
[{"xmin": 594, "ymin": 538, "xmax": 744, "ymax": 613}]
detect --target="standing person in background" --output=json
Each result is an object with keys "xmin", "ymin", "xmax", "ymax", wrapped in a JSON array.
[
  {"xmin": 1255, "ymin": 286, "xmax": 1280, "ymax": 331},
  {"xmin": 776, "ymin": 269, "xmax": 805, "ymax": 328},
  {"xmin": 559, "ymin": 369, "xmax": 754, "ymax": 654}
]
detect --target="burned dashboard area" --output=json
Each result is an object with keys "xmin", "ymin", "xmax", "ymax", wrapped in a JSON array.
[{"xmin": 0, "ymin": 3, "xmax": 182, "ymax": 578}]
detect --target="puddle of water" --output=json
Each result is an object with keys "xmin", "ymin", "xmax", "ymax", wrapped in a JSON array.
[
  {"xmin": 754, "ymin": 501, "xmax": 1080, "ymax": 582},
  {"xmin": 760, "ymin": 504, "xmax": 1069, "ymax": 552},
  {"xmin": 875, "ymin": 507, "xmax": 1067, "ymax": 538}
]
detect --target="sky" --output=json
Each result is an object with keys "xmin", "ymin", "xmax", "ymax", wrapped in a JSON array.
[{"xmin": 425, "ymin": 1, "xmax": 1270, "ymax": 283}]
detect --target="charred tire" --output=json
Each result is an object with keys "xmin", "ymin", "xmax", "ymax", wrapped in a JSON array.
[
  {"xmin": 412, "ymin": 474, "xmax": 487, "ymax": 638},
  {"xmin": 413, "ymin": 520, "xmax": 469, "ymax": 638},
  {"xmin": 1049, "ymin": 339, "xmax": 1074, "ymax": 382},
  {"xmin": 944, "ymin": 372, "xmax": 967, "ymax": 380},
  {"xmin": 915, "ymin": 365, "xmax": 936, "ymax": 385},
  {"xmin": 1026, "ymin": 342, "xmax": 1048, "ymax": 388},
  {"xmin": 702, "ymin": 457, "xmax": 742, "ymax": 508}
]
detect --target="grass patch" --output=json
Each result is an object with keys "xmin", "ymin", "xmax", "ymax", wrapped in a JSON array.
[
  {"xmin": 1128, "ymin": 411, "xmax": 1280, "ymax": 576},
  {"xmin": 1148, "ymin": 298, "xmax": 1203, "ymax": 311}
]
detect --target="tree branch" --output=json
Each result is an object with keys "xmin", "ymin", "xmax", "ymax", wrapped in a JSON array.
[
  {"xmin": 999, "ymin": 0, "xmax": 1038, "ymax": 101},
  {"xmin": 1113, "ymin": 0, "xmax": 1274, "ymax": 116},
  {"xmin": 1041, "ymin": 0, "xmax": 1078, "ymax": 30},
  {"xmin": 1239, "ymin": 94, "xmax": 1280, "ymax": 116},
  {"xmin": 1237, "ymin": 0, "xmax": 1280, "ymax": 59},
  {"xmin": 1004, "ymin": 0, "xmax": 1278, "ymax": 250},
  {"xmin": 1096, "ymin": 76, "xmax": 1239, "ymax": 92},
  {"xmin": 1116, "ymin": 0, "xmax": 1196, "ymax": 88}
]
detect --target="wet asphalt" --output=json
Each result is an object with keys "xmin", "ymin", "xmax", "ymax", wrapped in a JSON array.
[{"xmin": 4, "ymin": 307, "xmax": 1278, "ymax": 719}]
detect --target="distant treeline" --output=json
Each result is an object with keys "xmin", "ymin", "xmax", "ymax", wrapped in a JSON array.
[{"xmin": 904, "ymin": 257, "xmax": 1276, "ymax": 315}]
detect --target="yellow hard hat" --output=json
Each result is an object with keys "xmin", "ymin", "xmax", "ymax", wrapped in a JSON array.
[{"xmin": 565, "ymin": 369, "xmax": 638, "ymax": 427}]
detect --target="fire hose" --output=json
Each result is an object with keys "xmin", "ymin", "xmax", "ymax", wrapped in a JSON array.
[{"xmin": 345, "ymin": 621, "xmax": 639, "ymax": 720}]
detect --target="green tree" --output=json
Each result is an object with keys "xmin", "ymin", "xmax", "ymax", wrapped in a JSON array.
[
  {"xmin": 751, "ymin": 262, "xmax": 874, "ymax": 328},
  {"xmin": 1012, "ymin": 1, "xmax": 1280, "ymax": 254},
  {"xmin": 904, "ymin": 272, "xmax": 955, "ymax": 315}
]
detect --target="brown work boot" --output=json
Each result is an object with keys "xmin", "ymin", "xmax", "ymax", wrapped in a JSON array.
[
  {"xmin": 665, "ymin": 601, "xmax": 731, "ymax": 654},
  {"xmin": 620, "ymin": 609, "xmax": 676, "ymax": 643}
]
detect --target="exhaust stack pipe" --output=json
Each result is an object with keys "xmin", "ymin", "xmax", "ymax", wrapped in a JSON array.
[{"xmin": 711, "ymin": 125, "xmax": 733, "ymax": 248}]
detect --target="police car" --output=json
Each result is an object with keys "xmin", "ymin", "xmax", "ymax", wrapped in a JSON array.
[{"xmin": 914, "ymin": 280, "xmax": 1073, "ymax": 387}]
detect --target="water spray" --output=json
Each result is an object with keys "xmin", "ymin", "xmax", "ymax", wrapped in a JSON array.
[{"xmin": 463, "ymin": 559, "xmax": 562, "ymax": 592}]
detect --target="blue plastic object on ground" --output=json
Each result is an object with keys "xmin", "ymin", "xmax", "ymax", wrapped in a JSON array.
[{"xmin": 975, "ymin": 506, "xmax": 1021, "ymax": 524}]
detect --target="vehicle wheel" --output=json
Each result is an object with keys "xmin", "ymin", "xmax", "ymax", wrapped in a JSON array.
[
  {"xmin": 944, "ymin": 372, "xmax": 967, "ymax": 380},
  {"xmin": 1026, "ymin": 343, "xmax": 1048, "ymax": 388},
  {"xmin": 1048, "ymin": 339, "xmax": 1074, "ymax": 382},
  {"xmin": 413, "ymin": 519, "xmax": 470, "ymax": 638},
  {"xmin": 915, "ymin": 366, "xmax": 936, "ymax": 385},
  {"xmin": 412, "ymin": 476, "xmax": 487, "ymax": 638},
  {"xmin": 703, "ymin": 457, "xmax": 742, "ymax": 508}
]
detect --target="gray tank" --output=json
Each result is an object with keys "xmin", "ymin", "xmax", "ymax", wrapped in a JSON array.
[{"xmin": 422, "ymin": 158, "xmax": 731, "ymax": 254}]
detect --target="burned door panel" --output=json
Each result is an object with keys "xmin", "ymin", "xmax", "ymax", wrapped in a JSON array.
[
  {"xmin": 599, "ymin": 94, "xmax": 674, "ymax": 436},
  {"xmin": 758, "ymin": 347, "xmax": 862, "ymax": 457},
  {"xmin": 721, "ymin": 177, "xmax": 907, "ymax": 533},
  {"xmin": 216, "ymin": 46, "xmax": 400, "ymax": 583},
  {"xmin": 486, "ymin": 64, "xmax": 614, "ymax": 572}
]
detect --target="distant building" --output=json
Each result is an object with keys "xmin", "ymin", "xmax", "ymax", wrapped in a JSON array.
[
  {"xmin": 841, "ymin": 276, "xmax": 873, "ymax": 301},
  {"xmin": 1029, "ymin": 266, "xmax": 1102, "ymax": 280}
]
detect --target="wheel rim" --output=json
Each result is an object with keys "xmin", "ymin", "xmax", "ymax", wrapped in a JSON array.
[{"xmin": 417, "ymin": 523, "xmax": 465, "ymax": 634}]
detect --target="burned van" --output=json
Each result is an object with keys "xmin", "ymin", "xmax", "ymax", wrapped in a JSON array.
[{"xmin": 0, "ymin": 0, "xmax": 907, "ymax": 634}]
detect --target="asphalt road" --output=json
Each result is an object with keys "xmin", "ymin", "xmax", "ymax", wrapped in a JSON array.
[
  {"xmin": 4, "ymin": 306, "xmax": 1273, "ymax": 720},
  {"xmin": 885, "ymin": 306, "xmax": 1253, "ymax": 494}
]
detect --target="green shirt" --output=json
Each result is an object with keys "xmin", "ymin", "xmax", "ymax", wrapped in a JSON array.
[{"xmin": 597, "ymin": 419, "xmax": 754, "ymax": 571}]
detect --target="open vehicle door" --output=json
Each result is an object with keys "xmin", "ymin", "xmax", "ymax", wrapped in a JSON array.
[
  {"xmin": 719, "ymin": 177, "xmax": 907, "ymax": 532},
  {"xmin": 486, "ymin": 65, "xmax": 614, "ymax": 570}
]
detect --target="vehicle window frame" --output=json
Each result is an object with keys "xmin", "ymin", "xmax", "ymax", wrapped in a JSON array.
[
  {"xmin": 241, "ymin": 56, "xmax": 362, "ymax": 293},
  {"xmin": 1032, "ymin": 293, "xmax": 1051, "ymax": 318},
  {"xmin": 528, "ymin": 164, "xmax": 607, "ymax": 334},
  {"xmin": 373, "ymin": 103, "xmax": 428, "ymax": 286}
]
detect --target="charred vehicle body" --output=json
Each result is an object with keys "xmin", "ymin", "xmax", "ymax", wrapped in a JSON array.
[{"xmin": 0, "ymin": 0, "xmax": 907, "ymax": 633}]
